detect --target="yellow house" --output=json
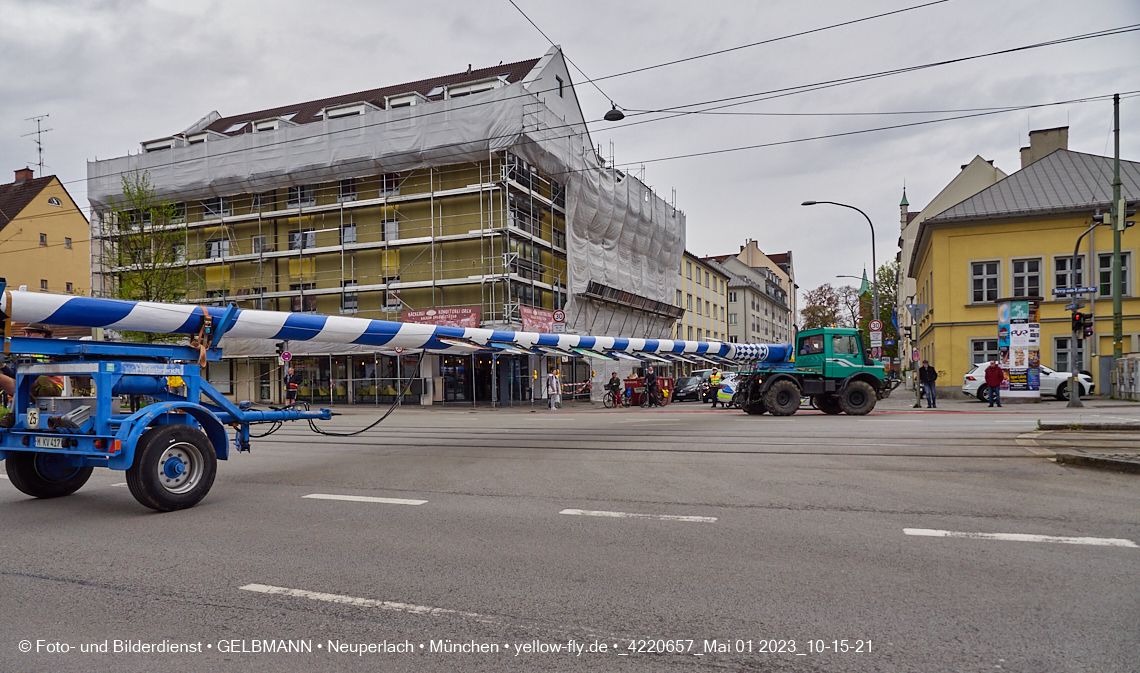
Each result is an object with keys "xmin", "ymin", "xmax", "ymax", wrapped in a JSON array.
[
  {"xmin": 0, "ymin": 168, "xmax": 90, "ymax": 296},
  {"xmin": 910, "ymin": 145, "xmax": 1139, "ymax": 396}
]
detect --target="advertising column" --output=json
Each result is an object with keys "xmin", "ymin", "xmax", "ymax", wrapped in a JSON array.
[{"xmin": 998, "ymin": 299, "xmax": 1041, "ymax": 399}]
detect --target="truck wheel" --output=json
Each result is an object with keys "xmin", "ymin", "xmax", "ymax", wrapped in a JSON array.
[
  {"xmin": 815, "ymin": 395, "xmax": 842, "ymax": 415},
  {"xmin": 763, "ymin": 380, "xmax": 802, "ymax": 416},
  {"xmin": 839, "ymin": 381, "xmax": 876, "ymax": 415},
  {"xmin": 6, "ymin": 451, "xmax": 93, "ymax": 499},
  {"xmin": 742, "ymin": 401, "xmax": 767, "ymax": 415},
  {"xmin": 126, "ymin": 425, "xmax": 217, "ymax": 512}
]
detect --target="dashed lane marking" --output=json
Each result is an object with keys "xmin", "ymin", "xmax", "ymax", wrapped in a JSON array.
[
  {"xmin": 303, "ymin": 493, "xmax": 427, "ymax": 506},
  {"xmin": 560, "ymin": 508, "xmax": 716, "ymax": 523},
  {"xmin": 111, "ymin": 483, "xmax": 128, "ymax": 488},
  {"xmin": 239, "ymin": 583, "xmax": 497, "ymax": 623},
  {"xmin": 904, "ymin": 528, "xmax": 1136, "ymax": 547}
]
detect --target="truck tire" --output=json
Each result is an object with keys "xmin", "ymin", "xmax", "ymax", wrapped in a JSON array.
[
  {"xmin": 839, "ymin": 381, "xmax": 876, "ymax": 415},
  {"xmin": 742, "ymin": 401, "xmax": 767, "ymax": 415},
  {"xmin": 815, "ymin": 395, "xmax": 842, "ymax": 415},
  {"xmin": 6, "ymin": 451, "xmax": 93, "ymax": 499},
  {"xmin": 763, "ymin": 380, "xmax": 801, "ymax": 416},
  {"xmin": 126, "ymin": 424, "xmax": 217, "ymax": 512}
]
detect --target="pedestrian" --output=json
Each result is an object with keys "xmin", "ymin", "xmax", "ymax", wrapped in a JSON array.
[
  {"xmin": 546, "ymin": 369, "xmax": 561, "ymax": 410},
  {"xmin": 918, "ymin": 359, "xmax": 938, "ymax": 408},
  {"xmin": 645, "ymin": 368, "xmax": 660, "ymax": 407},
  {"xmin": 284, "ymin": 366, "xmax": 302, "ymax": 407},
  {"xmin": 984, "ymin": 360, "xmax": 1003, "ymax": 407}
]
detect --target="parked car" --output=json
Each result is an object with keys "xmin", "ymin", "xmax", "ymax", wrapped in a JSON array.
[
  {"xmin": 962, "ymin": 363, "xmax": 1094, "ymax": 401},
  {"xmin": 673, "ymin": 376, "xmax": 704, "ymax": 402}
]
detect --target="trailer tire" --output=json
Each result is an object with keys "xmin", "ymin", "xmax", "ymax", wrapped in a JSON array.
[
  {"xmin": 6, "ymin": 451, "xmax": 93, "ymax": 499},
  {"xmin": 127, "ymin": 424, "xmax": 217, "ymax": 512},
  {"xmin": 839, "ymin": 381, "xmax": 876, "ymax": 415},
  {"xmin": 742, "ymin": 401, "xmax": 767, "ymax": 415},
  {"xmin": 815, "ymin": 395, "xmax": 842, "ymax": 415},
  {"xmin": 763, "ymin": 380, "xmax": 802, "ymax": 416}
]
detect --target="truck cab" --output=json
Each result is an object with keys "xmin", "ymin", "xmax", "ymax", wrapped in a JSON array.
[{"xmin": 736, "ymin": 327, "xmax": 896, "ymax": 416}]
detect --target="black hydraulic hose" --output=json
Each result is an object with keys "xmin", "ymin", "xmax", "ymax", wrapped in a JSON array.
[{"xmin": 306, "ymin": 360, "xmax": 422, "ymax": 437}]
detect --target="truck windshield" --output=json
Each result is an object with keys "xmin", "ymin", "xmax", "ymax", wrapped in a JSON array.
[
  {"xmin": 798, "ymin": 335, "xmax": 824, "ymax": 355},
  {"xmin": 831, "ymin": 334, "xmax": 859, "ymax": 355}
]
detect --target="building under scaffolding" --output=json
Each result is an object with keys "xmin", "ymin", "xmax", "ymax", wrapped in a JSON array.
[{"xmin": 87, "ymin": 47, "xmax": 685, "ymax": 406}]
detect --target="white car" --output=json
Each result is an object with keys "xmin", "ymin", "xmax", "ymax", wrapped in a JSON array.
[{"xmin": 962, "ymin": 363, "xmax": 1094, "ymax": 401}]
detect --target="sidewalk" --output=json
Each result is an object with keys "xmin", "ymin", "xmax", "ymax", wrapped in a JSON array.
[{"xmin": 1024, "ymin": 428, "xmax": 1140, "ymax": 474}]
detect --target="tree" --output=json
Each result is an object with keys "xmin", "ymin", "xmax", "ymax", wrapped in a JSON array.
[
  {"xmin": 106, "ymin": 171, "xmax": 187, "ymax": 342},
  {"xmin": 837, "ymin": 285, "xmax": 861, "ymax": 328},
  {"xmin": 856, "ymin": 261, "xmax": 901, "ymax": 360},
  {"xmin": 800, "ymin": 283, "xmax": 841, "ymax": 329}
]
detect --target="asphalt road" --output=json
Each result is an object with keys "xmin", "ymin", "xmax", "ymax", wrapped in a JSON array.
[{"xmin": 2, "ymin": 398, "xmax": 1138, "ymax": 672}]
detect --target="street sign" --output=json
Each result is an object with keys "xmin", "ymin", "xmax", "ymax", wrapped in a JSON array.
[
  {"xmin": 884, "ymin": 339, "xmax": 895, "ymax": 346},
  {"xmin": 912, "ymin": 349, "xmax": 920, "ymax": 362},
  {"xmin": 393, "ymin": 347, "xmax": 404, "ymax": 354},
  {"xmin": 869, "ymin": 332, "xmax": 883, "ymax": 347},
  {"xmin": 553, "ymin": 309, "xmax": 566, "ymax": 323},
  {"xmin": 871, "ymin": 347, "xmax": 882, "ymax": 358},
  {"xmin": 281, "ymin": 351, "xmax": 292, "ymax": 362},
  {"xmin": 1053, "ymin": 287, "xmax": 1097, "ymax": 296},
  {"xmin": 868, "ymin": 319, "xmax": 883, "ymax": 332},
  {"xmin": 552, "ymin": 323, "xmax": 567, "ymax": 333},
  {"xmin": 1064, "ymin": 301, "xmax": 1086, "ymax": 311}
]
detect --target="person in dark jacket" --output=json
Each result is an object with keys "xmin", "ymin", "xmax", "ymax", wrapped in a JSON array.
[
  {"xmin": 918, "ymin": 360, "xmax": 938, "ymax": 408},
  {"xmin": 984, "ymin": 361, "xmax": 1004, "ymax": 407},
  {"xmin": 284, "ymin": 367, "xmax": 303, "ymax": 407}
]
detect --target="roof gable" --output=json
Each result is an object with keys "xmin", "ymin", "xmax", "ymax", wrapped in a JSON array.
[{"xmin": 0, "ymin": 175, "xmax": 54, "ymax": 228}]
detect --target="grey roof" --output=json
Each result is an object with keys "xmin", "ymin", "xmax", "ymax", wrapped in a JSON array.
[{"xmin": 926, "ymin": 149, "xmax": 1139, "ymax": 223}]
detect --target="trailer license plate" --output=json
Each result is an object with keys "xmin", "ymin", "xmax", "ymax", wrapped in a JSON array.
[{"xmin": 34, "ymin": 436, "xmax": 64, "ymax": 449}]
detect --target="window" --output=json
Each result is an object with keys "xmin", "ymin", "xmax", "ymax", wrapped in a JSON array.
[
  {"xmin": 287, "ymin": 185, "xmax": 315, "ymax": 207},
  {"xmin": 676, "ymin": 289, "xmax": 682, "ymax": 306},
  {"xmin": 1054, "ymin": 336, "xmax": 1085, "ymax": 374},
  {"xmin": 1011, "ymin": 258, "xmax": 1040, "ymax": 297},
  {"xmin": 729, "ymin": 335, "xmax": 738, "ymax": 343},
  {"xmin": 171, "ymin": 202, "xmax": 186, "ymax": 223},
  {"xmin": 173, "ymin": 244, "xmax": 186, "ymax": 263},
  {"xmin": 289, "ymin": 230, "xmax": 316, "ymax": 250},
  {"xmin": 971, "ymin": 338, "xmax": 999, "ymax": 365},
  {"xmin": 686, "ymin": 294, "xmax": 693, "ymax": 311},
  {"xmin": 379, "ymin": 173, "xmax": 400, "ymax": 196},
  {"xmin": 205, "ymin": 239, "xmax": 230, "ymax": 258},
  {"xmin": 1098, "ymin": 252, "xmax": 1131, "ymax": 297},
  {"xmin": 290, "ymin": 284, "xmax": 317, "ymax": 313},
  {"xmin": 553, "ymin": 227, "xmax": 566, "ymax": 249},
  {"xmin": 202, "ymin": 197, "xmax": 230, "ymax": 218},
  {"xmin": 40, "ymin": 279, "xmax": 47, "ymax": 290},
  {"xmin": 383, "ymin": 219, "xmax": 399, "ymax": 241},
  {"xmin": 223, "ymin": 121, "xmax": 249, "ymax": 134},
  {"xmin": 253, "ymin": 191, "xmax": 274, "ymax": 211},
  {"xmin": 39, "ymin": 233, "xmax": 46, "ymax": 246},
  {"xmin": 728, "ymin": 313, "xmax": 738, "ymax": 325},
  {"xmin": 686, "ymin": 262, "xmax": 692, "ymax": 280},
  {"xmin": 338, "ymin": 179, "xmax": 357, "ymax": 203},
  {"xmin": 705, "ymin": 300, "xmax": 710, "ymax": 316},
  {"xmin": 728, "ymin": 291, "xmax": 737, "ymax": 303},
  {"xmin": 555, "ymin": 75, "xmax": 564, "ymax": 97},
  {"xmin": 1054, "ymin": 255, "xmax": 1084, "ymax": 292},
  {"xmin": 65, "ymin": 282, "xmax": 73, "ymax": 293},
  {"xmin": 971, "ymin": 260, "xmax": 999, "ymax": 303},
  {"xmin": 341, "ymin": 223, "xmax": 357, "ymax": 245},
  {"xmin": 687, "ymin": 326, "xmax": 693, "ymax": 340},
  {"xmin": 696, "ymin": 300, "xmax": 701, "ymax": 315},
  {"xmin": 251, "ymin": 236, "xmax": 268, "ymax": 254},
  {"xmin": 47, "ymin": 196, "xmax": 61, "ymax": 207},
  {"xmin": 704, "ymin": 271, "xmax": 710, "ymax": 288},
  {"xmin": 697, "ymin": 329, "xmax": 703, "ymax": 340},
  {"xmin": 798, "ymin": 334, "xmax": 825, "ymax": 356},
  {"xmin": 832, "ymin": 335, "xmax": 859, "ymax": 355},
  {"xmin": 341, "ymin": 281, "xmax": 359, "ymax": 313}
]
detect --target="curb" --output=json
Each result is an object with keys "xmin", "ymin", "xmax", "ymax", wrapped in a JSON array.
[
  {"xmin": 1053, "ymin": 452, "xmax": 1140, "ymax": 474},
  {"xmin": 1037, "ymin": 423, "xmax": 1140, "ymax": 431}
]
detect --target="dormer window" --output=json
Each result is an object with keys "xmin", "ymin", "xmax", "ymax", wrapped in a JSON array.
[
  {"xmin": 386, "ymin": 93, "xmax": 425, "ymax": 108},
  {"xmin": 223, "ymin": 122, "xmax": 249, "ymax": 134},
  {"xmin": 255, "ymin": 120, "xmax": 279, "ymax": 132},
  {"xmin": 143, "ymin": 138, "xmax": 175, "ymax": 152},
  {"xmin": 426, "ymin": 86, "xmax": 445, "ymax": 97},
  {"xmin": 187, "ymin": 134, "xmax": 208, "ymax": 145},
  {"xmin": 447, "ymin": 78, "xmax": 503, "ymax": 99}
]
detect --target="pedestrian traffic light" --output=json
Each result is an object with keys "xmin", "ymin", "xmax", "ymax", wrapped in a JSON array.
[
  {"xmin": 903, "ymin": 326, "xmax": 913, "ymax": 339},
  {"xmin": 275, "ymin": 341, "xmax": 285, "ymax": 357},
  {"xmin": 1071, "ymin": 312, "xmax": 1084, "ymax": 332},
  {"xmin": 1121, "ymin": 198, "xmax": 1137, "ymax": 231},
  {"xmin": 1082, "ymin": 312, "xmax": 1094, "ymax": 338}
]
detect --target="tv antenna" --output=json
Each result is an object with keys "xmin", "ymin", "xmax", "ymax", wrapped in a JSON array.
[{"xmin": 23, "ymin": 114, "xmax": 53, "ymax": 177}]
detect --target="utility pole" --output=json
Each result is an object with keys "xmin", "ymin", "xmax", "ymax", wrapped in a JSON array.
[
  {"xmin": 22, "ymin": 115, "xmax": 53, "ymax": 177},
  {"xmin": 1111, "ymin": 94, "xmax": 1123, "ymax": 366}
]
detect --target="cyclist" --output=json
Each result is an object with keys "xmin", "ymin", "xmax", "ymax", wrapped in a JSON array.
[{"xmin": 605, "ymin": 372, "xmax": 623, "ymax": 407}]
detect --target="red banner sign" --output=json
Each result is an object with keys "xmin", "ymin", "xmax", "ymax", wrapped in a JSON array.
[
  {"xmin": 520, "ymin": 306, "xmax": 554, "ymax": 333},
  {"xmin": 401, "ymin": 306, "xmax": 481, "ymax": 329}
]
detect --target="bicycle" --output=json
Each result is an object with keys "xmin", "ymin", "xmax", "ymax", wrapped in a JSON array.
[{"xmin": 602, "ymin": 388, "xmax": 627, "ymax": 409}]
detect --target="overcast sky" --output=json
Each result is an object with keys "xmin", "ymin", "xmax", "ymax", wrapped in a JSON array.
[{"xmin": 2, "ymin": 0, "xmax": 1138, "ymax": 305}]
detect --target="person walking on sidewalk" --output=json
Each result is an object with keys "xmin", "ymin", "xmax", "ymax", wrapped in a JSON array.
[
  {"xmin": 918, "ymin": 360, "xmax": 938, "ymax": 408},
  {"xmin": 546, "ymin": 369, "xmax": 562, "ymax": 411},
  {"xmin": 984, "ymin": 361, "xmax": 1004, "ymax": 407}
]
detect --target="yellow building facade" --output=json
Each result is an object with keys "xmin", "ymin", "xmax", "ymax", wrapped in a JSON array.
[
  {"xmin": 910, "ymin": 148, "xmax": 1139, "ymax": 395},
  {"xmin": 0, "ymin": 170, "xmax": 90, "ymax": 297}
]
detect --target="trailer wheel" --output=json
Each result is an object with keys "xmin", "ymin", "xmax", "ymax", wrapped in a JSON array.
[
  {"xmin": 815, "ymin": 395, "xmax": 842, "ymax": 415},
  {"xmin": 763, "ymin": 380, "xmax": 802, "ymax": 416},
  {"xmin": 742, "ymin": 401, "xmax": 767, "ymax": 415},
  {"xmin": 126, "ymin": 425, "xmax": 217, "ymax": 512},
  {"xmin": 6, "ymin": 451, "xmax": 93, "ymax": 499},
  {"xmin": 839, "ymin": 381, "xmax": 876, "ymax": 415}
]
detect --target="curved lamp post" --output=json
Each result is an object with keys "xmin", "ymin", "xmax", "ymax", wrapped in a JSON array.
[{"xmin": 802, "ymin": 201, "xmax": 878, "ymax": 319}]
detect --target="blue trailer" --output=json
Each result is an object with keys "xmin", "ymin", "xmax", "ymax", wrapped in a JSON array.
[{"xmin": 0, "ymin": 300, "xmax": 331, "ymax": 512}]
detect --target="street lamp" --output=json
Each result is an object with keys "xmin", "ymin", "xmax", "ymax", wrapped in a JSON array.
[
  {"xmin": 802, "ymin": 201, "xmax": 878, "ymax": 319},
  {"xmin": 603, "ymin": 103, "xmax": 625, "ymax": 122}
]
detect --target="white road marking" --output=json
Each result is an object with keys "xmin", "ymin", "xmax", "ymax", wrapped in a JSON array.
[
  {"xmin": 303, "ymin": 493, "xmax": 427, "ymax": 506},
  {"xmin": 561, "ymin": 508, "xmax": 716, "ymax": 523},
  {"xmin": 0, "ymin": 474, "xmax": 8, "ymax": 479},
  {"xmin": 904, "ymin": 528, "xmax": 1137, "ymax": 548},
  {"xmin": 239, "ymin": 584, "xmax": 496, "ymax": 623},
  {"xmin": 111, "ymin": 482, "xmax": 129, "ymax": 488}
]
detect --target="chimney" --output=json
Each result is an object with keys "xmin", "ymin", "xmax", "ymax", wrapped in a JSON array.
[
  {"xmin": 1020, "ymin": 126, "xmax": 1068, "ymax": 169},
  {"xmin": 14, "ymin": 167, "xmax": 34, "ymax": 184}
]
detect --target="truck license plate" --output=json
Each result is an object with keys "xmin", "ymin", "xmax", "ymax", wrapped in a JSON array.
[{"xmin": 33, "ymin": 436, "xmax": 64, "ymax": 449}]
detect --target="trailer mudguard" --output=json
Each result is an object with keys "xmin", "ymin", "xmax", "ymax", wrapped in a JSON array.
[{"xmin": 109, "ymin": 402, "xmax": 230, "ymax": 470}]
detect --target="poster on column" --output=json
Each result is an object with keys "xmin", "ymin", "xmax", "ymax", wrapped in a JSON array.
[{"xmin": 999, "ymin": 299, "xmax": 1040, "ymax": 398}]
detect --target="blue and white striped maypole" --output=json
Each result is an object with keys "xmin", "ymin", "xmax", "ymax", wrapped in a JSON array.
[{"xmin": 2, "ymin": 291, "xmax": 792, "ymax": 363}]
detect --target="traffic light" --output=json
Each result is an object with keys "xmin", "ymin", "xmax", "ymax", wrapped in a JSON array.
[
  {"xmin": 275, "ymin": 341, "xmax": 286, "ymax": 357},
  {"xmin": 1082, "ymin": 312, "xmax": 1094, "ymax": 338},
  {"xmin": 903, "ymin": 326, "xmax": 913, "ymax": 339},
  {"xmin": 1121, "ymin": 198, "xmax": 1137, "ymax": 231},
  {"xmin": 1071, "ymin": 312, "xmax": 1084, "ymax": 332}
]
